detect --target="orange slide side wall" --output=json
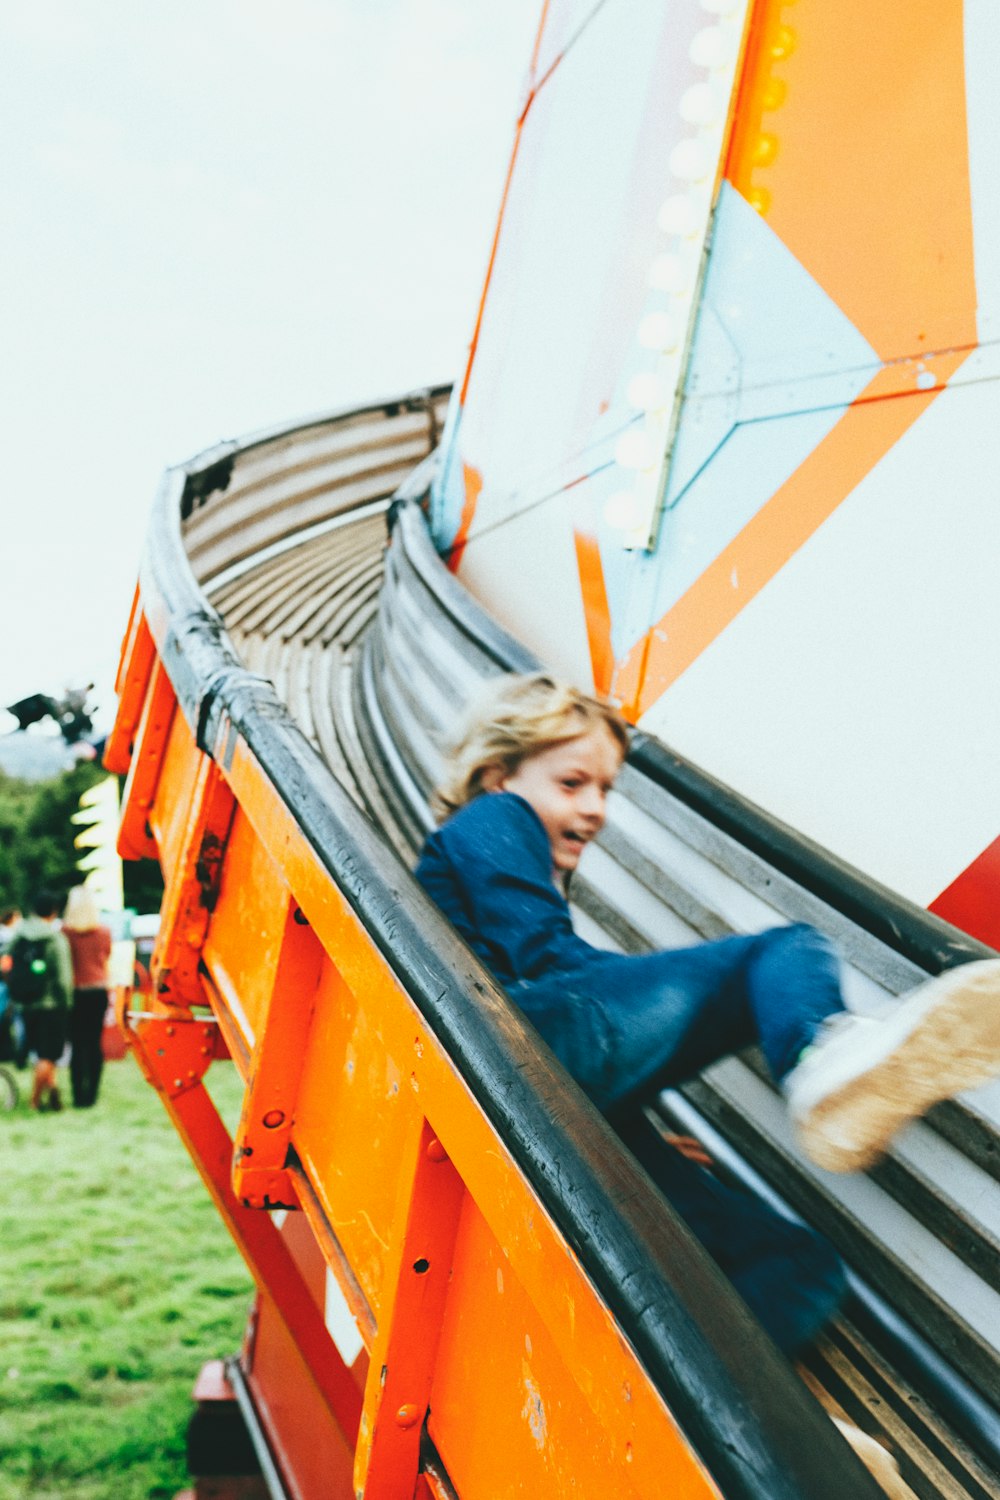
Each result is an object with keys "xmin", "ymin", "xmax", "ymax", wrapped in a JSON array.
[{"xmin": 105, "ymin": 600, "xmax": 720, "ymax": 1500}]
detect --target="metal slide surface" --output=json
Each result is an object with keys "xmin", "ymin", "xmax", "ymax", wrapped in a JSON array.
[{"xmin": 108, "ymin": 393, "xmax": 999, "ymax": 1500}]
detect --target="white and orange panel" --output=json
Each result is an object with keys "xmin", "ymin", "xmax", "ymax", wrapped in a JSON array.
[{"xmin": 429, "ymin": 0, "xmax": 1000, "ymax": 949}]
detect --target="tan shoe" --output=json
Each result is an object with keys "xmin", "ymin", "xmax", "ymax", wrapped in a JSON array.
[{"xmin": 786, "ymin": 958, "xmax": 1000, "ymax": 1172}]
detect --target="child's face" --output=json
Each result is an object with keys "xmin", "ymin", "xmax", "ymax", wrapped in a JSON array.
[{"xmin": 499, "ymin": 725, "xmax": 623, "ymax": 874}]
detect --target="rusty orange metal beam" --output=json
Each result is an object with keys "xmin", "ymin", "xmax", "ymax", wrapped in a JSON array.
[
  {"xmin": 232, "ymin": 900, "xmax": 327, "ymax": 1213},
  {"xmin": 353, "ymin": 1121, "xmax": 466, "ymax": 1497},
  {"xmin": 117, "ymin": 999, "xmax": 362, "ymax": 1448}
]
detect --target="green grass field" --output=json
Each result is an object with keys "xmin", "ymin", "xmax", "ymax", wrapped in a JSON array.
[{"xmin": 0, "ymin": 1055, "xmax": 253, "ymax": 1499}]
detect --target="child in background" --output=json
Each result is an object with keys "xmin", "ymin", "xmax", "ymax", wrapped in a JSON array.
[{"xmin": 416, "ymin": 673, "xmax": 1000, "ymax": 1357}]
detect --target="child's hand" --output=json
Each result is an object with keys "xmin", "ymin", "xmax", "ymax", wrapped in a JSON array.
[{"xmin": 667, "ymin": 1133, "xmax": 713, "ymax": 1167}]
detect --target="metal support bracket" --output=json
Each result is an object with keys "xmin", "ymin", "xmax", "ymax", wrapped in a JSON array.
[
  {"xmin": 118, "ymin": 999, "xmax": 229, "ymax": 1099},
  {"xmin": 152, "ymin": 756, "xmax": 236, "ymax": 1009},
  {"xmin": 115, "ymin": 989, "xmax": 362, "ymax": 1448}
]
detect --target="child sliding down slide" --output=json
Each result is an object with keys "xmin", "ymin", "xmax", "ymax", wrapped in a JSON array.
[{"xmin": 416, "ymin": 674, "xmax": 1000, "ymax": 1359}]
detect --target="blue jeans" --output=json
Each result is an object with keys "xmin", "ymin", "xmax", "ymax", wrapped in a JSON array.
[
  {"xmin": 512, "ymin": 923, "xmax": 848, "ymax": 1352},
  {"xmin": 613, "ymin": 1109, "xmax": 847, "ymax": 1353},
  {"xmin": 512, "ymin": 923, "xmax": 845, "ymax": 1112}
]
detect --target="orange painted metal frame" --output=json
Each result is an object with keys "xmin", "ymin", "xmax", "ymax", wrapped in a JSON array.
[{"xmin": 108, "ymin": 606, "xmax": 721, "ymax": 1500}]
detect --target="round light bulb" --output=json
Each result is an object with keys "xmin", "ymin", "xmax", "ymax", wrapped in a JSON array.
[
  {"xmin": 762, "ymin": 77, "xmax": 787, "ymax": 111},
  {"xmin": 670, "ymin": 137, "xmax": 713, "ymax": 183},
  {"xmin": 648, "ymin": 252, "xmax": 687, "ymax": 292},
  {"xmin": 627, "ymin": 372, "xmax": 670, "ymax": 412},
  {"xmin": 615, "ymin": 429, "xmax": 659, "ymax": 470},
  {"xmin": 747, "ymin": 186, "xmax": 771, "ymax": 215},
  {"xmin": 690, "ymin": 25, "xmax": 734, "ymax": 69},
  {"xmin": 679, "ymin": 81, "xmax": 724, "ymax": 126},
  {"xmin": 603, "ymin": 490, "xmax": 646, "ymax": 532},
  {"xmin": 638, "ymin": 311, "xmax": 681, "ymax": 352},
  {"xmin": 658, "ymin": 193, "xmax": 701, "ymax": 237},
  {"xmin": 752, "ymin": 132, "xmax": 779, "ymax": 167}
]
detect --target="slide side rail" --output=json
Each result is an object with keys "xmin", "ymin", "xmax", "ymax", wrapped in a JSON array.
[{"xmin": 105, "ymin": 400, "xmax": 883, "ymax": 1499}]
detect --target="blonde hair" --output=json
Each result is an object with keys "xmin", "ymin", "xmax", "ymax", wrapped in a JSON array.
[
  {"xmin": 62, "ymin": 885, "xmax": 102, "ymax": 932},
  {"xmin": 433, "ymin": 672, "xmax": 630, "ymax": 820}
]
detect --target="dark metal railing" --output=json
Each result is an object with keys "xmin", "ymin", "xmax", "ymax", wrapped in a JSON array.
[{"xmin": 134, "ymin": 392, "xmax": 884, "ymax": 1499}]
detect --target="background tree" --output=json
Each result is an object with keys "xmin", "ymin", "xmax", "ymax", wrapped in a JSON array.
[{"xmin": 0, "ymin": 763, "xmax": 163, "ymax": 915}]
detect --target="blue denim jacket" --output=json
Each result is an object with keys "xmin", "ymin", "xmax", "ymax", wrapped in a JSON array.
[
  {"xmin": 417, "ymin": 790, "xmax": 843, "ymax": 1114},
  {"xmin": 415, "ymin": 792, "xmax": 597, "ymax": 985},
  {"xmin": 417, "ymin": 790, "xmax": 848, "ymax": 1355}
]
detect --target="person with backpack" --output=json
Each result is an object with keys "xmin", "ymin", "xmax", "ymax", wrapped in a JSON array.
[{"xmin": 7, "ymin": 890, "xmax": 73, "ymax": 1111}]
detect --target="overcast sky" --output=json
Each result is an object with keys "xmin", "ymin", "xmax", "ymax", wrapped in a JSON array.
[{"xmin": 0, "ymin": 0, "xmax": 538, "ymax": 734}]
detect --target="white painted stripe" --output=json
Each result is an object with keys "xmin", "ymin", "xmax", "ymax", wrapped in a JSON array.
[
  {"xmin": 890, "ymin": 1123, "xmax": 1000, "ymax": 1245},
  {"xmin": 324, "ymin": 1267, "xmax": 364, "ymax": 1368},
  {"xmin": 643, "ymin": 371, "xmax": 1000, "ymax": 907}
]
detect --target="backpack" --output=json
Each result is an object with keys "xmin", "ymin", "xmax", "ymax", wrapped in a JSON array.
[{"xmin": 7, "ymin": 935, "xmax": 55, "ymax": 1006}]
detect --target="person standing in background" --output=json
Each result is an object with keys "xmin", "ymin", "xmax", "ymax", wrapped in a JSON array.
[
  {"xmin": 62, "ymin": 886, "xmax": 112, "ymax": 1109},
  {"xmin": 0, "ymin": 905, "xmax": 26, "ymax": 1068},
  {"xmin": 7, "ymin": 892, "xmax": 72, "ymax": 1110}
]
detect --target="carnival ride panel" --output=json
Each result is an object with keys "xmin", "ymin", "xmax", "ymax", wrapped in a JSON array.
[{"xmin": 429, "ymin": 0, "xmax": 1000, "ymax": 949}]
